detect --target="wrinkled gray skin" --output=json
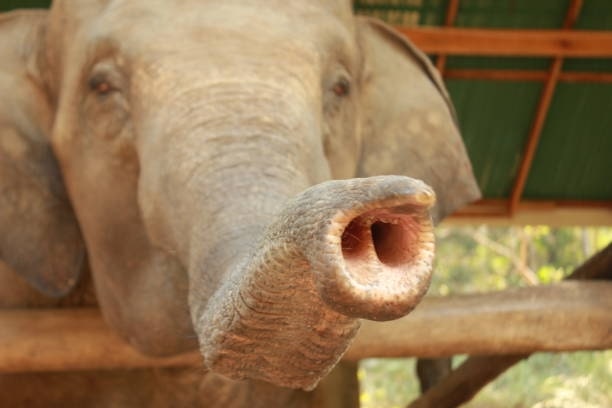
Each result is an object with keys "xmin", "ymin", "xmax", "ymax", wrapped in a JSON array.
[{"xmin": 0, "ymin": 0, "xmax": 480, "ymax": 404}]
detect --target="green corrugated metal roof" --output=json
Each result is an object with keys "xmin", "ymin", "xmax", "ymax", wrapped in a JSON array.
[
  {"xmin": 3, "ymin": 0, "xmax": 612, "ymax": 206},
  {"xmin": 576, "ymin": 0, "xmax": 612, "ymax": 30},
  {"xmin": 447, "ymin": 80, "xmax": 542, "ymax": 198},
  {"xmin": 0, "ymin": 0, "xmax": 48, "ymax": 10},
  {"xmin": 453, "ymin": 0, "xmax": 570, "ymax": 29},
  {"xmin": 526, "ymin": 82, "xmax": 612, "ymax": 200},
  {"xmin": 354, "ymin": 0, "xmax": 612, "ymax": 204}
]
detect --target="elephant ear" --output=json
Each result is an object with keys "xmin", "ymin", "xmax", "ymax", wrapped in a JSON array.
[
  {"xmin": 0, "ymin": 10, "xmax": 85, "ymax": 297},
  {"xmin": 356, "ymin": 17, "xmax": 481, "ymax": 222}
]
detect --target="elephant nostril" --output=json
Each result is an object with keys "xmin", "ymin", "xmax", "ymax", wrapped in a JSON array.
[
  {"xmin": 341, "ymin": 218, "xmax": 369, "ymax": 261},
  {"xmin": 370, "ymin": 220, "xmax": 416, "ymax": 266},
  {"xmin": 336, "ymin": 201, "xmax": 433, "ymax": 298},
  {"xmin": 341, "ymin": 214, "xmax": 419, "ymax": 267}
]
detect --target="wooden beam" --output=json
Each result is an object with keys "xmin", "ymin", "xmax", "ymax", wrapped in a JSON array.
[
  {"xmin": 345, "ymin": 281, "xmax": 612, "ymax": 361},
  {"xmin": 508, "ymin": 0, "xmax": 582, "ymax": 216},
  {"xmin": 563, "ymin": 0, "xmax": 584, "ymax": 29},
  {"xmin": 1, "ymin": 281, "xmax": 610, "ymax": 373},
  {"xmin": 455, "ymin": 199, "xmax": 612, "ymax": 211},
  {"xmin": 509, "ymin": 58, "xmax": 563, "ymax": 215},
  {"xmin": 434, "ymin": 0, "xmax": 460, "ymax": 73},
  {"xmin": 561, "ymin": 71, "xmax": 612, "ymax": 83},
  {"xmin": 442, "ymin": 0, "xmax": 460, "ymax": 27},
  {"xmin": 445, "ymin": 69, "xmax": 548, "ymax": 81},
  {"xmin": 445, "ymin": 69, "xmax": 612, "ymax": 83},
  {"xmin": 0, "ymin": 308, "xmax": 201, "ymax": 373},
  {"xmin": 447, "ymin": 199, "xmax": 612, "ymax": 226},
  {"xmin": 398, "ymin": 27, "xmax": 612, "ymax": 57},
  {"xmin": 447, "ymin": 207, "xmax": 612, "ymax": 226}
]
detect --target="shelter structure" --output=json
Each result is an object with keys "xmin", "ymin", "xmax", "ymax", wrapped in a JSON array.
[{"xmin": 1, "ymin": 1, "xmax": 611, "ymax": 407}]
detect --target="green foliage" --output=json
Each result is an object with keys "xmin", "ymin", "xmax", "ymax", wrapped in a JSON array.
[
  {"xmin": 360, "ymin": 352, "xmax": 612, "ymax": 408},
  {"xmin": 359, "ymin": 358, "xmax": 418, "ymax": 408},
  {"xmin": 359, "ymin": 226, "xmax": 612, "ymax": 408},
  {"xmin": 466, "ymin": 351, "xmax": 612, "ymax": 408},
  {"xmin": 536, "ymin": 264, "xmax": 564, "ymax": 284},
  {"xmin": 429, "ymin": 225, "xmax": 608, "ymax": 294}
]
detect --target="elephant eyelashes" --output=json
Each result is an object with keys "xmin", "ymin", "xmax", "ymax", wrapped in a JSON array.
[{"xmin": 332, "ymin": 78, "xmax": 350, "ymax": 97}]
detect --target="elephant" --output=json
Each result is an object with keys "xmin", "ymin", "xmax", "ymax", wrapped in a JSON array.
[{"xmin": 0, "ymin": 0, "xmax": 480, "ymax": 405}]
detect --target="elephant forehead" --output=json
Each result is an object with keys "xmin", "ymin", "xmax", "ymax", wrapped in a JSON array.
[
  {"xmin": 96, "ymin": 0, "xmax": 348, "ymax": 44},
  {"xmin": 127, "ymin": 44, "xmax": 325, "ymax": 123},
  {"xmin": 80, "ymin": 1, "xmax": 356, "ymax": 97}
]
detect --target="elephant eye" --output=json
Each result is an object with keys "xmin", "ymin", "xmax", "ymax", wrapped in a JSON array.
[
  {"xmin": 332, "ymin": 78, "xmax": 351, "ymax": 98},
  {"xmin": 88, "ymin": 73, "xmax": 115, "ymax": 96}
]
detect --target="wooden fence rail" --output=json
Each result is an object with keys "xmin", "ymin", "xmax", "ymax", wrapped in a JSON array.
[
  {"xmin": 346, "ymin": 280, "xmax": 611, "ymax": 360},
  {"xmin": 1, "ymin": 281, "xmax": 610, "ymax": 373}
]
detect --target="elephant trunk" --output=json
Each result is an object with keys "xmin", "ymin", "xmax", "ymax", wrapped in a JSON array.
[
  {"xmin": 196, "ymin": 176, "xmax": 435, "ymax": 390},
  {"xmin": 138, "ymin": 78, "xmax": 435, "ymax": 389}
]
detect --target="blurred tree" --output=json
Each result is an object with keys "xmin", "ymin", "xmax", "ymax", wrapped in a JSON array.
[{"xmin": 359, "ymin": 226, "xmax": 612, "ymax": 408}]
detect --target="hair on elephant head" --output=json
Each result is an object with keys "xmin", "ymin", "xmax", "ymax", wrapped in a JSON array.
[{"xmin": 0, "ymin": 0, "xmax": 480, "ymax": 390}]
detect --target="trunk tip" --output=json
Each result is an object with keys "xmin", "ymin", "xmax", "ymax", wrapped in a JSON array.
[{"xmin": 319, "ymin": 192, "xmax": 435, "ymax": 321}]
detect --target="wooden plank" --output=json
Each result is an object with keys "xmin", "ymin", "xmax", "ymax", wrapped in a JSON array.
[
  {"xmin": 434, "ymin": 0, "xmax": 459, "ymax": 73},
  {"xmin": 454, "ymin": 199, "xmax": 612, "ymax": 211},
  {"xmin": 0, "ymin": 308, "xmax": 201, "ymax": 373},
  {"xmin": 447, "ymin": 206, "xmax": 612, "ymax": 226},
  {"xmin": 442, "ymin": 0, "xmax": 460, "ymax": 27},
  {"xmin": 398, "ymin": 27, "xmax": 612, "ymax": 57},
  {"xmin": 508, "ymin": 0, "xmax": 582, "ymax": 216},
  {"xmin": 0, "ymin": 281, "xmax": 610, "ymax": 372},
  {"xmin": 509, "ymin": 58, "xmax": 563, "ymax": 215},
  {"xmin": 447, "ymin": 200, "xmax": 612, "ymax": 226},
  {"xmin": 345, "ymin": 281, "xmax": 612, "ymax": 360},
  {"xmin": 445, "ymin": 69, "xmax": 548, "ymax": 81},
  {"xmin": 563, "ymin": 0, "xmax": 584, "ymax": 29},
  {"xmin": 560, "ymin": 71, "xmax": 612, "ymax": 83},
  {"xmin": 445, "ymin": 69, "xmax": 612, "ymax": 83}
]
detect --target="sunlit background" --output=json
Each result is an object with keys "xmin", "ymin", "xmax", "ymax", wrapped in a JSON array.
[{"xmin": 359, "ymin": 226, "xmax": 612, "ymax": 408}]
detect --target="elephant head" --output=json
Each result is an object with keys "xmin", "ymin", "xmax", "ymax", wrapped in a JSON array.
[{"xmin": 0, "ymin": 0, "xmax": 480, "ymax": 390}]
